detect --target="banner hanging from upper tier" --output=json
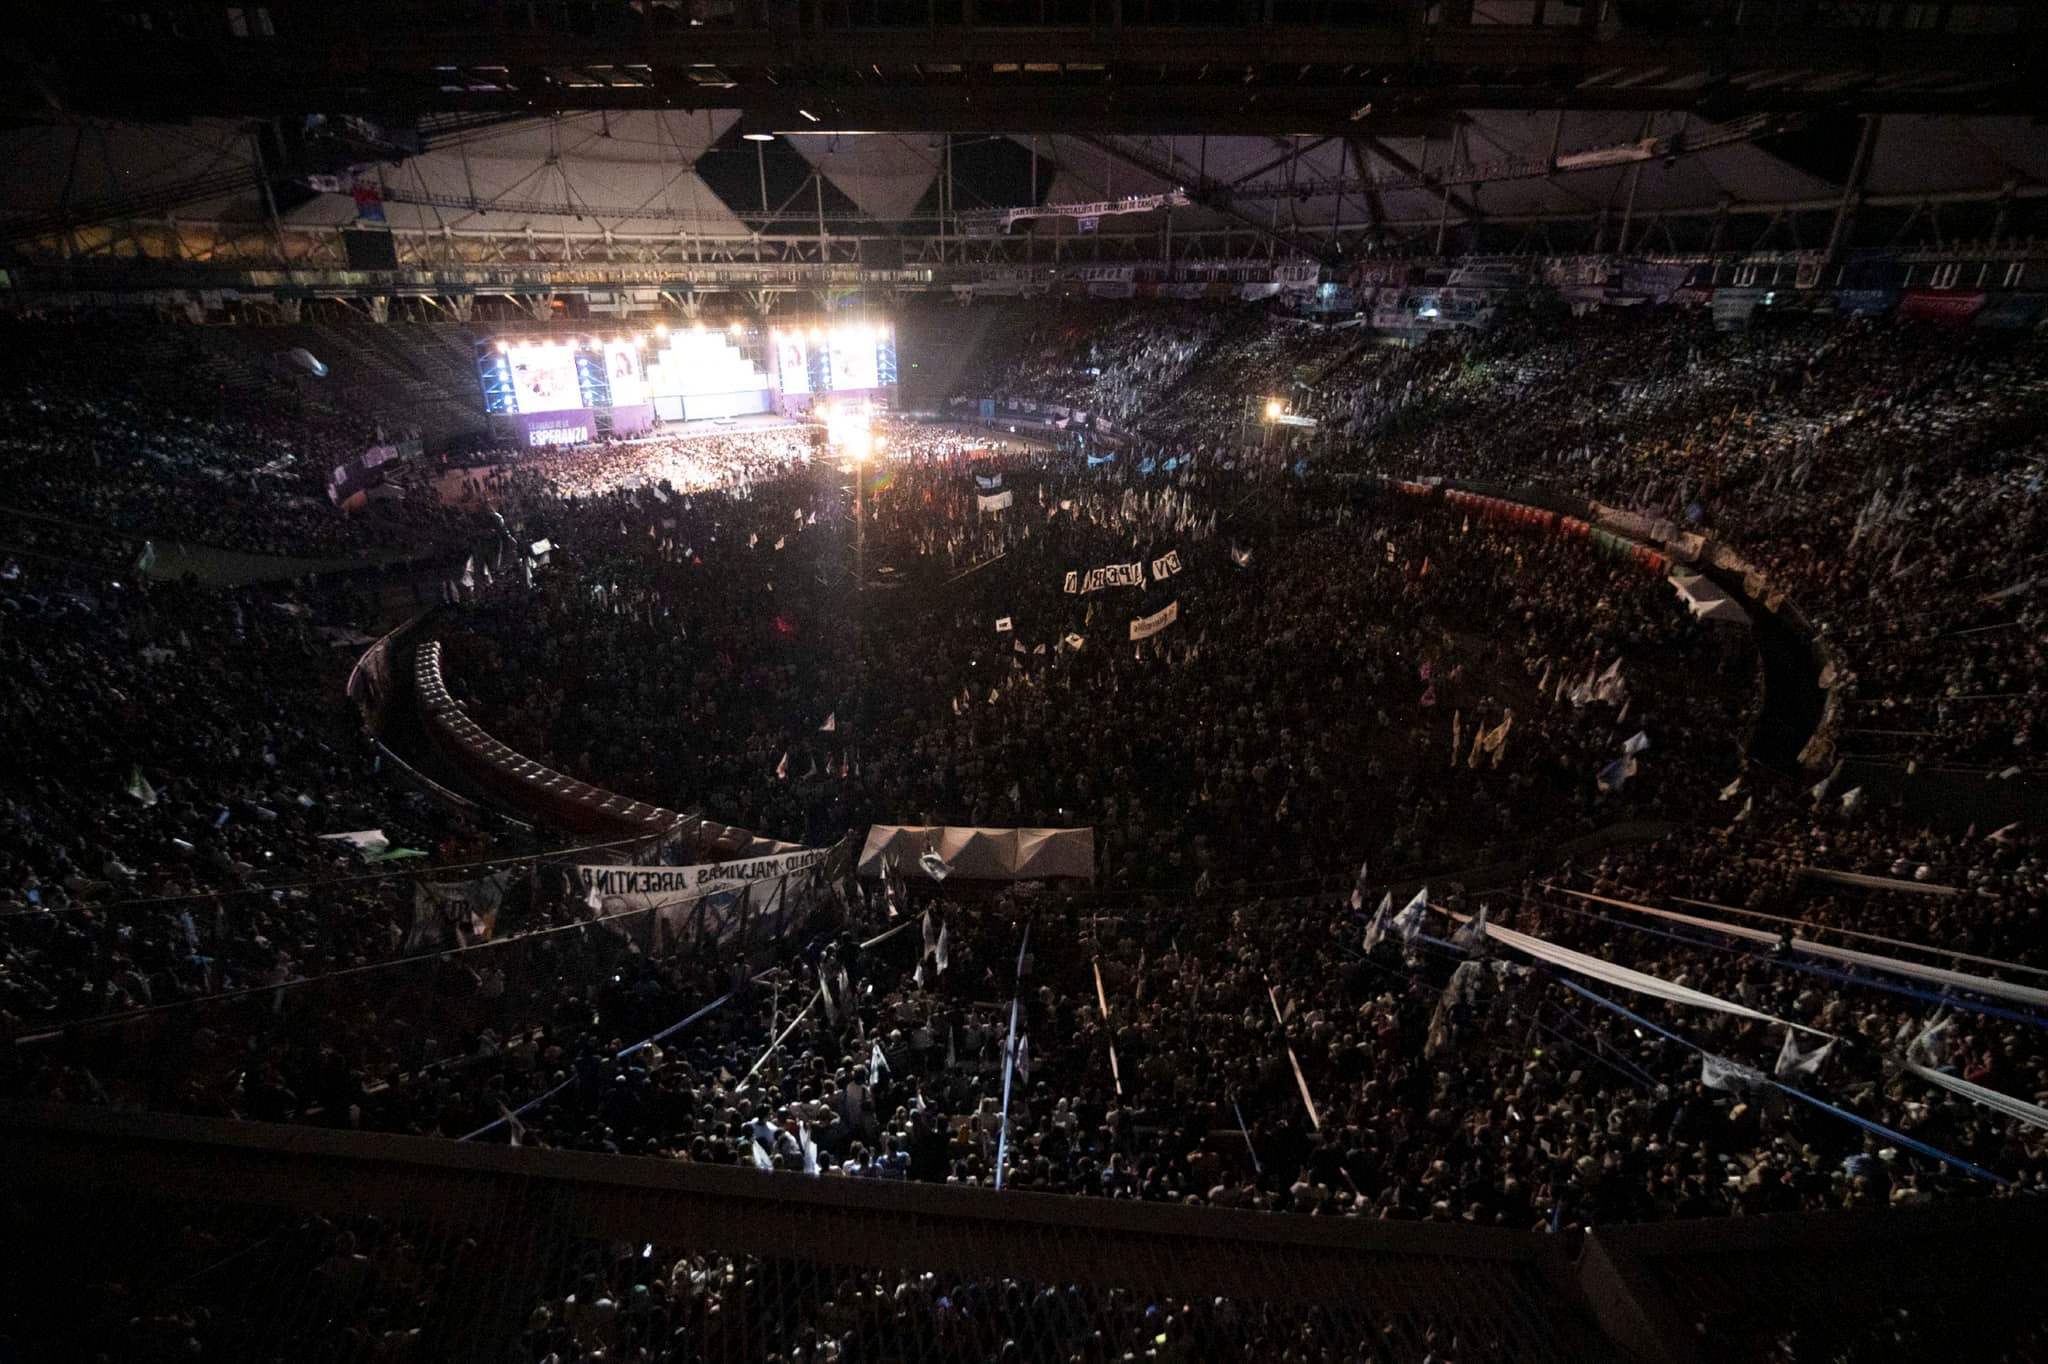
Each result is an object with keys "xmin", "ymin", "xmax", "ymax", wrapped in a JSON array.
[
  {"xmin": 977, "ymin": 490, "xmax": 1014, "ymax": 512},
  {"xmin": 576, "ymin": 847, "xmax": 829, "ymax": 912}
]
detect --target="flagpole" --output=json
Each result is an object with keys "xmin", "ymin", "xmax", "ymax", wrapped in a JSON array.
[
  {"xmin": 1091, "ymin": 957, "xmax": 1124, "ymax": 1096},
  {"xmin": 993, "ymin": 920, "xmax": 1032, "ymax": 1190},
  {"xmin": 742, "ymin": 984, "xmax": 823, "ymax": 1086}
]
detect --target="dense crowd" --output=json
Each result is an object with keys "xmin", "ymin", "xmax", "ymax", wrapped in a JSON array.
[
  {"xmin": 0, "ymin": 328, "xmax": 450, "ymax": 560},
  {"xmin": 3, "ymin": 298, "xmax": 2047, "ymax": 1362}
]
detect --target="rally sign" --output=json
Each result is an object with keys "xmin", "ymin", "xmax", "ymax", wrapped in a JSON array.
[
  {"xmin": 1129, "ymin": 601, "xmax": 1180, "ymax": 641},
  {"xmin": 1063, "ymin": 561, "xmax": 1147, "ymax": 594},
  {"xmin": 577, "ymin": 848, "xmax": 828, "ymax": 911}
]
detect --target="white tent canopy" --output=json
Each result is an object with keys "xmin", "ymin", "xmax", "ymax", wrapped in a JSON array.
[
  {"xmin": 859, "ymin": 825, "xmax": 1095, "ymax": 881},
  {"xmin": 1670, "ymin": 571, "xmax": 1753, "ymax": 629}
]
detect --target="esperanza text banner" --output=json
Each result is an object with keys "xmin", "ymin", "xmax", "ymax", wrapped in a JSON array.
[
  {"xmin": 578, "ymin": 847, "xmax": 828, "ymax": 911},
  {"xmin": 1065, "ymin": 561, "xmax": 1147, "ymax": 594}
]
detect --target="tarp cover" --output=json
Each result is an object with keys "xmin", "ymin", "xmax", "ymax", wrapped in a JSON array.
[
  {"xmin": 1670, "ymin": 571, "xmax": 1752, "ymax": 628},
  {"xmin": 859, "ymin": 825, "xmax": 1095, "ymax": 881}
]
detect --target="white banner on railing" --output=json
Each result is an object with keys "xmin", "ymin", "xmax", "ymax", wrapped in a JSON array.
[
  {"xmin": 977, "ymin": 490, "xmax": 1014, "ymax": 512},
  {"xmin": 577, "ymin": 848, "xmax": 828, "ymax": 911},
  {"xmin": 1129, "ymin": 600, "xmax": 1180, "ymax": 641}
]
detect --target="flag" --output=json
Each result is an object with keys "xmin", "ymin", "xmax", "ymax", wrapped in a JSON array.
[
  {"xmin": 922, "ymin": 909, "xmax": 940, "ymax": 959},
  {"xmin": 995, "ymin": 616, "xmax": 1014, "ymax": 633},
  {"xmin": 870, "ymin": 1040, "xmax": 888, "ymax": 1085},
  {"xmin": 460, "ymin": 556, "xmax": 476, "ymax": 590},
  {"xmin": 1452, "ymin": 906, "xmax": 1489, "ymax": 954},
  {"xmin": 750, "ymin": 1139, "xmax": 774, "ymax": 1171},
  {"xmin": 1348, "ymin": 858, "xmax": 1371, "ymax": 912},
  {"xmin": 935, "ymin": 924, "xmax": 950, "ymax": 974},
  {"xmin": 1701, "ymin": 1054, "xmax": 1766, "ymax": 1091},
  {"xmin": 1840, "ymin": 786, "xmax": 1864, "ymax": 815},
  {"xmin": 919, "ymin": 850, "xmax": 953, "ymax": 882},
  {"xmin": 774, "ymin": 535, "xmax": 786, "ymax": 551},
  {"xmin": 125, "ymin": 766, "xmax": 158, "ymax": 806},
  {"xmin": 1597, "ymin": 755, "xmax": 1638, "ymax": 793},
  {"xmin": 820, "ymin": 712, "xmax": 836, "ymax": 732},
  {"xmin": 776, "ymin": 752, "xmax": 790, "ymax": 781},
  {"xmin": 1594, "ymin": 657, "xmax": 1626, "ymax": 703},
  {"xmin": 1393, "ymin": 887, "xmax": 1428, "ymax": 945},
  {"xmin": 1719, "ymin": 775, "xmax": 1743, "ymax": 802},
  {"xmin": 1230, "ymin": 545, "xmax": 1253, "ymax": 568},
  {"xmin": 1013, "ymin": 638, "xmax": 1026, "ymax": 654},
  {"xmin": 134, "ymin": 541, "xmax": 156, "ymax": 575},
  {"xmin": 1364, "ymin": 892, "xmax": 1393, "ymax": 952},
  {"xmin": 1064, "ymin": 633, "xmax": 1085, "ymax": 651},
  {"xmin": 799, "ymin": 1122, "xmax": 819, "ymax": 1175},
  {"xmin": 1907, "ymin": 1014, "xmax": 1952, "ymax": 1069},
  {"xmin": 1623, "ymin": 730, "xmax": 1651, "ymax": 755},
  {"xmin": 1775, "ymin": 1028, "xmax": 1834, "ymax": 1079}
]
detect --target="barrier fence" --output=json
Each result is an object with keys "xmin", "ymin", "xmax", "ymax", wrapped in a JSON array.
[{"xmin": 3, "ymin": 1101, "xmax": 2042, "ymax": 1364}]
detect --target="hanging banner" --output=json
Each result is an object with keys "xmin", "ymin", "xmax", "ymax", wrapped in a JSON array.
[
  {"xmin": 1150, "ymin": 549, "xmax": 1183, "ymax": 582},
  {"xmin": 975, "ymin": 473, "xmax": 1004, "ymax": 491},
  {"xmin": 1064, "ymin": 561, "xmax": 1148, "ymax": 594},
  {"xmin": 576, "ymin": 848, "xmax": 828, "ymax": 911},
  {"xmin": 978, "ymin": 490, "xmax": 1014, "ymax": 512},
  {"xmin": 1129, "ymin": 600, "xmax": 1179, "ymax": 641},
  {"xmin": 1897, "ymin": 289, "xmax": 1987, "ymax": 326}
]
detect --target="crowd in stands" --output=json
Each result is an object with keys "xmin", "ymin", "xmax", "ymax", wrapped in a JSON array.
[
  {"xmin": 4, "ymin": 297, "xmax": 2048, "ymax": 1362},
  {"xmin": 0, "ymin": 563, "xmax": 485, "ymax": 1044},
  {"xmin": 0, "ymin": 360, "xmax": 448, "ymax": 560}
]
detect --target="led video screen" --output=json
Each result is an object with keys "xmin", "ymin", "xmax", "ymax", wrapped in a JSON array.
[
  {"xmin": 505, "ymin": 345, "xmax": 584, "ymax": 414},
  {"xmin": 828, "ymin": 330, "xmax": 880, "ymax": 392},
  {"xmin": 604, "ymin": 342, "xmax": 648, "ymax": 406}
]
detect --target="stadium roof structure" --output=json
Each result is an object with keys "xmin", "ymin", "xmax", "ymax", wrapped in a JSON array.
[
  {"xmin": 7, "ymin": 1, "xmax": 2044, "ymax": 130},
  {"xmin": 0, "ymin": 3, "xmax": 2044, "ymax": 288}
]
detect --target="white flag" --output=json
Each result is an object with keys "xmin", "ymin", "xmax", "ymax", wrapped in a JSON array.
[
  {"xmin": 1775, "ymin": 1028, "xmax": 1834, "ymax": 1079},
  {"xmin": 1701, "ymin": 1054, "xmax": 1766, "ymax": 1091},
  {"xmin": 819, "ymin": 712, "xmax": 836, "ymax": 732},
  {"xmin": 935, "ymin": 924, "xmax": 950, "ymax": 974},
  {"xmin": 1394, "ymin": 887, "xmax": 1428, "ymax": 945},
  {"xmin": 819, "ymin": 962, "xmax": 839, "ymax": 1024},
  {"xmin": 1364, "ymin": 892, "xmax": 1393, "ymax": 952},
  {"xmin": 750, "ymin": 1139, "xmax": 774, "ymax": 1171}
]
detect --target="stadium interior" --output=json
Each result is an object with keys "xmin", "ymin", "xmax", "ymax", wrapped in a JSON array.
[{"xmin": 3, "ymin": 3, "xmax": 2048, "ymax": 1360}]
